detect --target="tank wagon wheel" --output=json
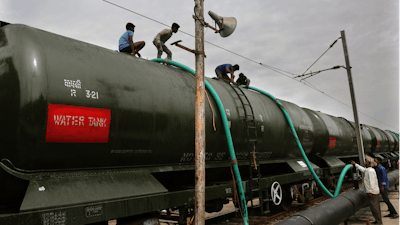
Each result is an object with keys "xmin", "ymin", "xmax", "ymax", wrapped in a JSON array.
[
  {"xmin": 280, "ymin": 185, "xmax": 294, "ymax": 211},
  {"xmin": 311, "ymin": 180, "xmax": 323, "ymax": 198},
  {"xmin": 271, "ymin": 181, "xmax": 283, "ymax": 206}
]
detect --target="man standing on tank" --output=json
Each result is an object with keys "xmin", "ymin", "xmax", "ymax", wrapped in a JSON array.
[
  {"xmin": 153, "ymin": 23, "xmax": 180, "ymax": 60},
  {"xmin": 215, "ymin": 64, "xmax": 239, "ymax": 83},
  {"xmin": 352, "ymin": 158, "xmax": 382, "ymax": 224},
  {"xmin": 375, "ymin": 157, "xmax": 399, "ymax": 219}
]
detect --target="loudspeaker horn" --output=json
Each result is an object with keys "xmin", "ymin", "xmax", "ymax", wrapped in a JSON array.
[{"xmin": 208, "ymin": 11, "xmax": 237, "ymax": 38}]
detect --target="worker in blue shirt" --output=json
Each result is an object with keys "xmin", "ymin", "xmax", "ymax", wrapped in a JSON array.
[
  {"xmin": 215, "ymin": 64, "xmax": 239, "ymax": 82},
  {"xmin": 119, "ymin": 23, "xmax": 145, "ymax": 57},
  {"xmin": 374, "ymin": 157, "xmax": 398, "ymax": 219}
]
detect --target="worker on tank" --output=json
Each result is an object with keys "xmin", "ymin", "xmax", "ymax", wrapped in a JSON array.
[
  {"xmin": 236, "ymin": 73, "xmax": 250, "ymax": 88},
  {"xmin": 352, "ymin": 157, "xmax": 382, "ymax": 224},
  {"xmin": 153, "ymin": 23, "xmax": 180, "ymax": 60},
  {"xmin": 215, "ymin": 64, "xmax": 239, "ymax": 83},
  {"xmin": 119, "ymin": 23, "xmax": 145, "ymax": 57},
  {"xmin": 374, "ymin": 157, "xmax": 399, "ymax": 219}
]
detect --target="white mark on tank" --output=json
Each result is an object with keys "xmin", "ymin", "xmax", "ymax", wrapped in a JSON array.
[
  {"xmin": 71, "ymin": 116, "xmax": 84, "ymax": 126},
  {"xmin": 180, "ymin": 153, "xmax": 194, "ymax": 162},
  {"xmin": 71, "ymin": 89, "xmax": 76, "ymax": 97},
  {"xmin": 179, "ymin": 152, "xmax": 212, "ymax": 162},
  {"xmin": 64, "ymin": 79, "xmax": 81, "ymax": 89},
  {"xmin": 256, "ymin": 152, "xmax": 272, "ymax": 159},
  {"xmin": 42, "ymin": 211, "xmax": 67, "ymax": 224},
  {"xmin": 214, "ymin": 152, "xmax": 226, "ymax": 160},
  {"xmin": 225, "ymin": 109, "xmax": 230, "ymax": 117},
  {"xmin": 79, "ymin": 116, "xmax": 84, "ymax": 126},
  {"xmin": 54, "ymin": 115, "xmax": 67, "ymax": 126},
  {"xmin": 65, "ymin": 115, "xmax": 71, "ymax": 125},
  {"xmin": 86, "ymin": 90, "xmax": 99, "ymax": 99},
  {"xmin": 38, "ymin": 186, "xmax": 45, "ymax": 191},
  {"xmin": 54, "ymin": 115, "xmax": 85, "ymax": 126},
  {"xmin": 205, "ymin": 153, "xmax": 213, "ymax": 161},
  {"xmin": 297, "ymin": 161, "xmax": 307, "ymax": 168},
  {"xmin": 33, "ymin": 59, "xmax": 37, "ymax": 67},
  {"xmin": 88, "ymin": 117, "xmax": 107, "ymax": 127},
  {"xmin": 259, "ymin": 114, "xmax": 263, "ymax": 122},
  {"xmin": 261, "ymin": 125, "xmax": 264, "ymax": 132}
]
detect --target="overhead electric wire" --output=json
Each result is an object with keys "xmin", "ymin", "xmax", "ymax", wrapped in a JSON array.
[
  {"xmin": 102, "ymin": 0, "xmax": 398, "ymax": 131},
  {"xmin": 302, "ymin": 80, "xmax": 325, "ymax": 93},
  {"xmin": 302, "ymin": 80, "xmax": 398, "ymax": 130},
  {"xmin": 102, "ymin": 0, "xmax": 296, "ymax": 77},
  {"xmin": 300, "ymin": 38, "xmax": 340, "ymax": 76}
]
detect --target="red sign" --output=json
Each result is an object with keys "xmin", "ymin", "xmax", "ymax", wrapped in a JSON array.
[
  {"xmin": 328, "ymin": 137, "xmax": 337, "ymax": 149},
  {"xmin": 377, "ymin": 140, "xmax": 381, "ymax": 148},
  {"xmin": 45, "ymin": 104, "xmax": 111, "ymax": 143}
]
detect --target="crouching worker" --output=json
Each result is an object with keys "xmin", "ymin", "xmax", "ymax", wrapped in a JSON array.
[
  {"xmin": 236, "ymin": 73, "xmax": 250, "ymax": 88},
  {"xmin": 351, "ymin": 158, "xmax": 382, "ymax": 224},
  {"xmin": 119, "ymin": 23, "xmax": 145, "ymax": 57},
  {"xmin": 153, "ymin": 23, "xmax": 180, "ymax": 60},
  {"xmin": 215, "ymin": 64, "xmax": 239, "ymax": 83}
]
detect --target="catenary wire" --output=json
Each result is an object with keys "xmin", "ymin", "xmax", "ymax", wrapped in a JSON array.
[
  {"xmin": 303, "ymin": 80, "xmax": 397, "ymax": 130},
  {"xmin": 102, "ymin": 0, "xmax": 398, "ymax": 131},
  {"xmin": 301, "ymin": 38, "xmax": 340, "ymax": 76},
  {"xmin": 102, "ymin": 0, "xmax": 296, "ymax": 77}
]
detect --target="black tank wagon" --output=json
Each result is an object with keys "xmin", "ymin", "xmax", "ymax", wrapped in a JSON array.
[{"xmin": 0, "ymin": 22, "xmax": 398, "ymax": 225}]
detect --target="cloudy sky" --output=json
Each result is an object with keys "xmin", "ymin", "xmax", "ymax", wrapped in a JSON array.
[{"xmin": 2, "ymin": 0, "xmax": 399, "ymax": 132}]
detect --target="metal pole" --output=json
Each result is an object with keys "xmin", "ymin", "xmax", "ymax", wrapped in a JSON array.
[
  {"xmin": 340, "ymin": 30, "xmax": 365, "ymax": 166},
  {"xmin": 194, "ymin": 0, "xmax": 206, "ymax": 224}
]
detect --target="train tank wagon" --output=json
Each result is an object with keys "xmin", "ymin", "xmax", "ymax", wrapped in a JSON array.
[{"xmin": 0, "ymin": 23, "xmax": 398, "ymax": 225}]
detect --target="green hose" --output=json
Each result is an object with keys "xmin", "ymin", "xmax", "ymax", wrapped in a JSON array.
[
  {"xmin": 387, "ymin": 130, "xmax": 399, "ymax": 139},
  {"xmin": 150, "ymin": 58, "xmax": 249, "ymax": 224},
  {"xmin": 246, "ymin": 85, "xmax": 353, "ymax": 198}
]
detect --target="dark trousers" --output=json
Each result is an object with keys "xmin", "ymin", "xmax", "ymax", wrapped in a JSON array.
[
  {"xmin": 381, "ymin": 188, "xmax": 398, "ymax": 215},
  {"xmin": 370, "ymin": 193, "xmax": 383, "ymax": 224},
  {"xmin": 120, "ymin": 46, "xmax": 132, "ymax": 54}
]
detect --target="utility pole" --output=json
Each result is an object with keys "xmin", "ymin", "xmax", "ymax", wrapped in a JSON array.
[
  {"xmin": 194, "ymin": 0, "xmax": 206, "ymax": 224},
  {"xmin": 341, "ymin": 30, "xmax": 365, "ymax": 166}
]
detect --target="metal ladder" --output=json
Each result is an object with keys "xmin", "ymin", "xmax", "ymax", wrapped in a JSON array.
[{"xmin": 224, "ymin": 80, "xmax": 268, "ymax": 215}]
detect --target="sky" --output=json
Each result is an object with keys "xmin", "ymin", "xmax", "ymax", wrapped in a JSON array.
[{"xmin": 1, "ymin": 0, "xmax": 399, "ymax": 132}]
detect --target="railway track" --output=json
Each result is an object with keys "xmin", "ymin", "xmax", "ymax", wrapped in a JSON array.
[
  {"xmin": 159, "ymin": 194, "xmax": 338, "ymax": 225},
  {"xmin": 203, "ymin": 196, "xmax": 328, "ymax": 225},
  {"xmin": 203, "ymin": 184, "xmax": 355, "ymax": 225}
]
